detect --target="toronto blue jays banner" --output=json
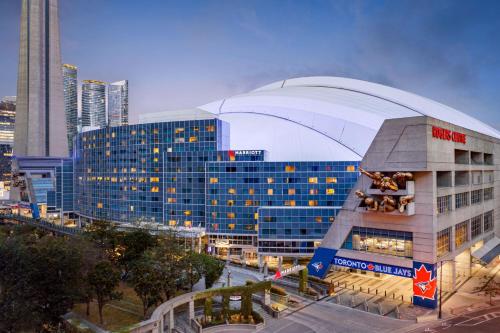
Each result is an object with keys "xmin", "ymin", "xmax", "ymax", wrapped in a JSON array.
[
  {"xmin": 412, "ymin": 261, "xmax": 438, "ymax": 309},
  {"xmin": 331, "ymin": 256, "xmax": 413, "ymax": 278},
  {"xmin": 307, "ymin": 247, "xmax": 337, "ymax": 278}
]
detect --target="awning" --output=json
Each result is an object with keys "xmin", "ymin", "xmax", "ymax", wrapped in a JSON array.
[{"xmin": 472, "ymin": 237, "xmax": 500, "ymax": 265}]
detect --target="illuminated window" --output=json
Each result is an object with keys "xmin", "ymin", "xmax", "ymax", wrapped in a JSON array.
[
  {"xmin": 227, "ymin": 200, "xmax": 235, "ymax": 206},
  {"xmin": 309, "ymin": 200, "xmax": 318, "ymax": 206},
  {"xmin": 111, "ymin": 132, "xmax": 116, "ymax": 138},
  {"xmin": 150, "ymin": 177, "xmax": 160, "ymax": 183},
  {"xmin": 267, "ymin": 189, "xmax": 273, "ymax": 195},
  {"xmin": 131, "ymin": 130, "xmax": 136, "ymax": 135},
  {"xmin": 175, "ymin": 127, "xmax": 184, "ymax": 134},
  {"xmin": 210, "ymin": 177, "xmax": 218, "ymax": 184},
  {"xmin": 206, "ymin": 125, "xmax": 215, "ymax": 132},
  {"xmin": 285, "ymin": 200, "xmax": 296, "ymax": 206},
  {"xmin": 130, "ymin": 205, "xmax": 134, "ymax": 212},
  {"xmin": 288, "ymin": 188, "xmax": 296, "ymax": 195},
  {"xmin": 167, "ymin": 198, "xmax": 176, "ymax": 203},
  {"xmin": 184, "ymin": 221, "xmax": 192, "ymax": 227},
  {"xmin": 228, "ymin": 223, "xmax": 235, "ymax": 230},
  {"xmin": 315, "ymin": 217, "xmax": 322, "ymax": 223},
  {"xmin": 184, "ymin": 210, "xmax": 192, "ymax": 216},
  {"xmin": 153, "ymin": 157, "xmax": 159, "ymax": 162},
  {"xmin": 245, "ymin": 200, "xmax": 253, "ymax": 206},
  {"xmin": 169, "ymin": 220, "xmax": 177, "ymax": 226},
  {"xmin": 308, "ymin": 177, "xmax": 318, "ymax": 184},
  {"xmin": 153, "ymin": 128, "xmax": 159, "ymax": 134},
  {"xmin": 228, "ymin": 188, "xmax": 236, "ymax": 194},
  {"xmin": 111, "ymin": 177, "xmax": 117, "ymax": 183},
  {"xmin": 346, "ymin": 165, "xmax": 356, "ymax": 172},
  {"xmin": 97, "ymin": 202, "xmax": 103, "ymax": 209},
  {"xmin": 167, "ymin": 187, "xmax": 176, "ymax": 193},
  {"xmin": 153, "ymin": 147, "xmax": 159, "ymax": 154},
  {"xmin": 189, "ymin": 136, "xmax": 198, "ymax": 142},
  {"xmin": 211, "ymin": 212, "xmax": 217, "ymax": 218},
  {"xmin": 106, "ymin": 142, "xmax": 110, "ymax": 147},
  {"xmin": 105, "ymin": 150, "xmax": 110, "ymax": 157},
  {"xmin": 248, "ymin": 188, "xmax": 255, "ymax": 195},
  {"xmin": 326, "ymin": 188, "xmax": 335, "ymax": 195},
  {"xmin": 285, "ymin": 165, "xmax": 295, "ymax": 172},
  {"xmin": 193, "ymin": 126, "xmax": 199, "ymax": 132},
  {"xmin": 309, "ymin": 188, "xmax": 318, "ymax": 195},
  {"xmin": 151, "ymin": 186, "xmax": 160, "ymax": 192},
  {"xmin": 211, "ymin": 199, "xmax": 218, "ymax": 205},
  {"xmin": 131, "ymin": 186, "xmax": 137, "ymax": 191},
  {"xmin": 122, "ymin": 167, "xmax": 127, "ymax": 173},
  {"xmin": 329, "ymin": 217, "xmax": 335, "ymax": 223},
  {"xmin": 326, "ymin": 177, "xmax": 337, "ymax": 183},
  {"xmin": 267, "ymin": 177, "xmax": 274, "ymax": 184},
  {"xmin": 141, "ymin": 130, "xmax": 146, "ymax": 135},
  {"xmin": 254, "ymin": 213, "xmax": 259, "ymax": 220},
  {"xmin": 227, "ymin": 212, "xmax": 235, "ymax": 219}
]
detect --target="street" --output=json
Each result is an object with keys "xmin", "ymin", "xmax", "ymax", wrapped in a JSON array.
[{"xmin": 406, "ymin": 306, "xmax": 500, "ymax": 333}]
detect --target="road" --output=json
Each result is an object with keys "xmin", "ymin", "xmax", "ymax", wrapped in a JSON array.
[
  {"xmin": 405, "ymin": 306, "xmax": 500, "ymax": 333},
  {"xmin": 259, "ymin": 299, "xmax": 410, "ymax": 333}
]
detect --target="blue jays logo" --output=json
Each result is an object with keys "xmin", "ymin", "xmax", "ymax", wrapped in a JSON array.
[{"xmin": 311, "ymin": 261, "xmax": 324, "ymax": 272}]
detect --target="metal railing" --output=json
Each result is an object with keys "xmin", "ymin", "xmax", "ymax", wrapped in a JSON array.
[{"xmin": 0, "ymin": 214, "xmax": 83, "ymax": 236}]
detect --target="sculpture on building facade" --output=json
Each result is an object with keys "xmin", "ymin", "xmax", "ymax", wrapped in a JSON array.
[{"xmin": 359, "ymin": 167, "xmax": 414, "ymax": 192}]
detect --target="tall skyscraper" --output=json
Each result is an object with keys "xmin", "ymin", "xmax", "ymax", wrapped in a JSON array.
[
  {"xmin": 108, "ymin": 80, "xmax": 129, "ymax": 127},
  {"xmin": 81, "ymin": 80, "xmax": 106, "ymax": 129},
  {"xmin": 62, "ymin": 64, "xmax": 78, "ymax": 154},
  {"xmin": 0, "ymin": 97, "xmax": 16, "ymax": 190},
  {"xmin": 15, "ymin": 0, "xmax": 68, "ymax": 157}
]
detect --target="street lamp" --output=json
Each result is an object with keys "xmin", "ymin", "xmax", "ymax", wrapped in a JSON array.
[
  {"xmin": 438, "ymin": 259, "xmax": 455, "ymax": 319},
  {"xmin": 227, "ymin": 268, "xmax": 232, "ymax": 287}
]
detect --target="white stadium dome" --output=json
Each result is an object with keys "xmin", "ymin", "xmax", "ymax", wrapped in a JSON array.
[{"xmin": 198, "ymin": 76, "xmax": 500, "ymax": 161}]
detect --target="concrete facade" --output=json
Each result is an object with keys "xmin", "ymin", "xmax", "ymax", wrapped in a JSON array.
[
  {"xmin": 311, "ymin": 116, "xmax": 499, "ymax": 308},
  {"xmin": 15, "ymin": 0, "xmax": 68, "ymax": 157}
]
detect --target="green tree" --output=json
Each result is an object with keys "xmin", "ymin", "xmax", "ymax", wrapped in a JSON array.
[
  {"xmin": 0, "ymin": 233, "xmax": 83, "ymax": 332},
  {"xmin": 88, "ymin": 261, "xmax": 121, "ymax": 324},
  {"xmin": 84, "ymin": 220, "xmax": 122, "ymax": 257},
  {"xmin": 129, "ymin": 257, "xmax": 164, "ymax": 318},
  {"xmin": 118, "ymin": 229, "xmax": 157, "ymax": 276}
]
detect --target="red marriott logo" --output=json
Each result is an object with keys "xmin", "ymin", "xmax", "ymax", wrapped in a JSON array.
[{"xmin": 432, "ymin": 126, "xmax": 466, "ymax": 144}]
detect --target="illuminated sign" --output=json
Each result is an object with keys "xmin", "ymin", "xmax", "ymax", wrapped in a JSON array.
[
  {"xmin": 331, "ymin": 256, "xmax": 413, "ymax": 278},
  {"xmin": 234, "ymin": 150, "xmax": 262, "ymax": 155},
  {"xmin": 267, "ymin": 265, "xmax": 305, "ymax": 280},
  {"xmin": 432, "ymin": 126, "xmax": 466, "ymax": 144},
  {"xmin": 412, "ymin": 263, "xmax": 437, "ymax": 301}
]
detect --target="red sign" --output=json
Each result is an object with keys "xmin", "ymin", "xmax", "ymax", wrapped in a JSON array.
[
  {"xmin": 412, "ymin": 264, "xmax": 437, "ymax": 300},
  {"xmin": 432, "ymin": 126, "xmax": 466, "ymax": 144}
]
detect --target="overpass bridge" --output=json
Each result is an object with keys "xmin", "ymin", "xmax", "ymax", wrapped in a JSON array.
[{"xmin": 0, "ymin": 214, "xmax": 83, "ymax": 237}]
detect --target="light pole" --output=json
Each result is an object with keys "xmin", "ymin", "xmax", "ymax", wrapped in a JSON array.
[{"xmin": 227, "ymin": 268, "xmax": 232, "ymax": 287}]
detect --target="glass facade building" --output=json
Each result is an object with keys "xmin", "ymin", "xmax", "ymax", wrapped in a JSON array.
[
  {"xmin": 0, "ymin": 97, "xmax": 15, "ymax": 189},
  {"xmin": 63, "ymin": 64, "xmax": 78, "ymax": 154},
  {"xmin": 81, "ymin": 80, "xmax": 106, "ymax": 128},
  {"xmin": 74, "ymin": 119, "xmax": 229, "ymax": 223},
  {"xmin": 108, "ymin": 80, "xmax": 129, "ymax": 127},
  {"xmin": 71, "ymin": 118, "xmax": 360, "ymax": 258}
]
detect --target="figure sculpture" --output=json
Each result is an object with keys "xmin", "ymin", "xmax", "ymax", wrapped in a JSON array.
[
  {"xmin": 398, "ymin": 195, "xmax": 414, "ymax": 213},
  {"xmin": 355, "ymin": 190, "xmax": 379, "ymax": 211},
  {"xmin": 381, "ymin": 195, "xmax": 397, "ymax": 212},
  {"xmin": 359, "ymin": 167, "xmax": 398, "ymax": 192},
  {"xmin": 393, "ymin": 172, "xmax": 414, "ymax": 188}
]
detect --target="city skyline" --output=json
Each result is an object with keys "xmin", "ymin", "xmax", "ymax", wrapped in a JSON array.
[{"xmin": 0, "ymin": 0, "xmax": 499, "ymax": 129}]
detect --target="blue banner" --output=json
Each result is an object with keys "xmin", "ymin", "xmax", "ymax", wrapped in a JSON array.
[
  {"xmin": 331, "ymin": 256, "xmax": 413, "ymax": 278},
  {"xmin": 307, "ymin": 247, "xmax": 337, "ymax": 278}
]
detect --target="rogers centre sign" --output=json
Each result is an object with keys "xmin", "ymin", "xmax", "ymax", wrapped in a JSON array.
[{"xmin": 432, "ymin": 126, "xmax": 466, "ymax": 144}]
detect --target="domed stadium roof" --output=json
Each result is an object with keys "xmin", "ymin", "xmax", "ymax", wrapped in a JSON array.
[{"xmin": 199, "ymin": 76, "xmax": 500, "ymax": 161}]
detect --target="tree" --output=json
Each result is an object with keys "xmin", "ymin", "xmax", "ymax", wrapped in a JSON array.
[
  {"xmin": 129, "ymin": 257, "xmax": 164, "ymax": 318},
  {"xmin": 201, "ymin": 254, "xmax": 225, "ymax": 289},
  {"xmin": 474, "ymin": 274, "xmax": 500, "ymax": 305},
  {"xmin": 84, "ymin": 220, "xmax": 123, "ymax": 260},
  {"xmin": 299, "ymin": 267, "xmax": 308, "ymax": 292},
  {"xmin": 118, "ymin": 229, "xmax": 157, "ymax": 276},
  {"xmin": 88, "ymin": 261, "xmax": 121, "ymax": 324},
  {"xmin": 0, "ymin": 232, "xmax": 83, "ymax": 332}
]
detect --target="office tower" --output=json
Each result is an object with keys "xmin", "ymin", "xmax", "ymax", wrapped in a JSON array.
[
  {"xmin": 0, "ymin": 97, "xmax": 16, "ymax": 190},
  {"xmin": 63, "ymin": 64, "xmax": 78, "ymax": 154},
  {"xmin": 82, "ymin": 80, "xmax": 106, "ymax": 129},
  {"xmin": 15, "ymin": 0, "xmax": 68, "ymax": 157},
  {"xmin": 108, "ymin": 80, "xmax": 128, "ymax": 127}
]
